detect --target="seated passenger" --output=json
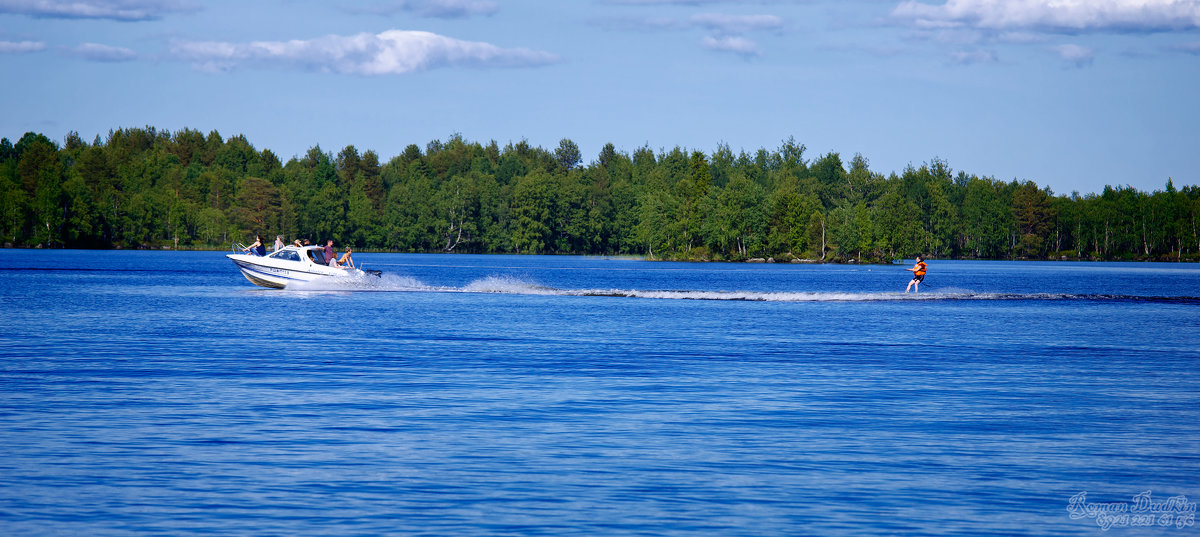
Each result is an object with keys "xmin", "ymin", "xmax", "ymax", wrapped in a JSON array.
[{"xmin": 243, "ymin": 235, "xmax": 266, "ymax": 256}]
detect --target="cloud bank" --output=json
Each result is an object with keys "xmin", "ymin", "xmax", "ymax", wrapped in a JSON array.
[
  {"xmin": 892, "ymin": 0, "xmax": 1200, "ymax": 33},
  {"xmin": 893, "ymin": 1, "xmax": 1200, "ymax": 65},
  {"xmin": 0, "ymin": 0, "xmax": 196, "ymax": 21},
  {"xmin": 169, "ymin": 30, "xmax": 561, "ymax": 75}
]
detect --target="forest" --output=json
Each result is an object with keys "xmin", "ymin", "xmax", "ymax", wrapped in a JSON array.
[{"xmin": 2, "ymin": 127, "xmax": 1198, "ymax": 262}]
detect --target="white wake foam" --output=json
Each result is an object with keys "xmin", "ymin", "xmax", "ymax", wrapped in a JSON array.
[
  {"xmin": 285, "ymin": 272, "xmax": 434, "ymax": 292},
  {"xmin": 572, "ymin": 289, "xmax": 921, "ymax": 302},
  {"xmin": 460, "ymin": 275, "xmax": 557, "ymax": 294},
  {"xmin": 275, "ymin": 273, "xmax": 1190, "ymax": 303},
  {"xmin": 453, "ymin": 279, "xmax": 954, "ymax": 302}
]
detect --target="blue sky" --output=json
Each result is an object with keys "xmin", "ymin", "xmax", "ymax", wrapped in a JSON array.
[{"xmin": 2, "ymin": 0, "xmax": 1198, "ymax": 195}]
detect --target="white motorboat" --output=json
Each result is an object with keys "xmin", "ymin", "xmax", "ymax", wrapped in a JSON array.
[{"xmin": 226, "ymin": 244, "xmax": 381, "ymax": 289}]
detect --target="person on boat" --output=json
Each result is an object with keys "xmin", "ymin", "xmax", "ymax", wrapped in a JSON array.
[
  {"xmin": 905, "ymin": 255, "xmax": 927, "ymax": 293},
  {"xmin": 324, "ymin": 240, "xmax": 336, "ymax": 266},
  {"xmin": 273, "ymin": 235, "xmax": 285, "ymax": 252},
  {"xmin": 243, "ymin": 235, "xmax": 266, "ymax": 256},
  {"xmin": 293, "ymin": 238, "xmax": 310, "ymax": 247},
  {"xmin": 335, "ymin": 247, "xmax": 354, "ymax": 269}
]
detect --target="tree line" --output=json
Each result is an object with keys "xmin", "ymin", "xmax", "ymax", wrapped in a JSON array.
[{"xmin": 2, "ymin": 127, "xmax": 1198, "ymax": 262}]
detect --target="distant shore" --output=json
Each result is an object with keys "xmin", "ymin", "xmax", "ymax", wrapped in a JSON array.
[
  {"xmin": 6, "ymin": 243, "xmax": 1196, "ymax": 264},
  {"xmin": 4, "ymin": 129, "xmax": 1198, "ymax": 266}
]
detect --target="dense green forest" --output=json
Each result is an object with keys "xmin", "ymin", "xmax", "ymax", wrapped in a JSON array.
[{"xmin": 2, "ymin": 127, "xmax": 1198, "ymax": 262}]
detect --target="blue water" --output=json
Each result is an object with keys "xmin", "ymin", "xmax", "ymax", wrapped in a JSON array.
[{"xmin": 1, "ymin": 251, "xmax": 1198, "ymax": 536}]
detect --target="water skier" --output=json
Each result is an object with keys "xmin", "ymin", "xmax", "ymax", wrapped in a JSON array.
[{"xmin": 905, "ymin": 255, "xmax": 927, "ymax": 293}]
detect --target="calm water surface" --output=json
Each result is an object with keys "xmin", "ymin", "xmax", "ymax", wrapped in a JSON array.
[{"xmin": 1, "ymin": 250, "xmax": 1198, "ymax": 536}]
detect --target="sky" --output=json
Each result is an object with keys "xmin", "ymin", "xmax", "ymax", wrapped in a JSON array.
[{"xmin": 1, "ymin": 0, "xmax": 1198, "ymax": 196}]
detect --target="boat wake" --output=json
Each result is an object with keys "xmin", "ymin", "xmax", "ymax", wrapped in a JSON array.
[
  {"xmin": 285, "ymin": 273, "xmax": 437, "ymax": 292},
  {"xmin": 276, "ymin": 274, "xmax": 1200, "ymax": 304}
]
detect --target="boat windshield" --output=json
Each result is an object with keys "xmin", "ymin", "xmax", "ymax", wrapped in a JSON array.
[{"xmin": 269, "ymin": 249, "xmax": 302, "ymax": 262}]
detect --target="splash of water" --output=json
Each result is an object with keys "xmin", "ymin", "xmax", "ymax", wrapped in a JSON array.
[
  {"xmin": 285, "ymin": 272, "xmax": 433, "ymax": 292},
  {"xmin": 461, "ymin": 275, "xmax": 557, "ymax": 294}
]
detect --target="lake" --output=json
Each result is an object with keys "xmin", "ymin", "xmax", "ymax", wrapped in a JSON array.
[{"xmin": 1, "ymin": 250, "xmax": 1198, "ymax": 536}]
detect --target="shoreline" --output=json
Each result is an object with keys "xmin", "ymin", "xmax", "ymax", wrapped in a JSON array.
[{"xmin": 5, "ymin": 244, "xmax": 1197, "ymax": 264}]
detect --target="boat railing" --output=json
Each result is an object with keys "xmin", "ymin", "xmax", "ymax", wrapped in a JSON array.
[{"xmin": 231, "ymin": 242, "xmax": 247, "ymax": 253}]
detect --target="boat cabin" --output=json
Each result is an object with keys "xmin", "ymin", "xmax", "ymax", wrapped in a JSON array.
[{"xmin": 265, "ymin": 245, "xmax": 329, "ymax": 266}]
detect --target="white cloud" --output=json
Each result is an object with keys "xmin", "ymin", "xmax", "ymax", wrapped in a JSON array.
[
  {"xmin": 169, "ymin": 30, "xmax": 561, "ymax": 75},
  {"xmin": 995, "ymin": 31, "xmax": 1048, "ymax": 44},
  {"xmin": 700, "ymin": 35, "xmax": 761, "ymax": 56},
  {"xmin": 0, "ymin": 0, "xmax": 196, "ymax": 21},
  {"xmin": 345, "ymin": 0, "xmax": 498, "ymax": 19},
  {"xmin": 602, "ymin": 0, "xmax": 795, "ymax": 5},
  {"xmin": 594, "ymin": 16, "xmax": 683, "ymax": 32},
  {"xmin": 1050, "ymin": 43, "xmax": 1095, "ymax": 66},
  {"xmin": 947, "ymin": 48, "xmax": 997, "ymax": 63},
  {"xmin": 604, "ymin": 0, "xmax": 750, "ymax": 5},
  {"xmin": 73, "ymin": 42, "xmax": 137, "ymax": 61},
  {"xmin": 0, "ymin": 40, "xmax": 45, "ymax": 53},
  {"xmin": 892, "ymin": 0, "xmax": 1200, "ymax": 33},
  {"xmin": 1171, "ymin": 40, "xmax": 1200, "ymax": 53},
  {"xmin": 597, "ymin": 11, "xmax": 784, "ymax": 56},
  {"xmin": 688, "ymin": 13, "xmax": 783, "ymax": 35},
  {"xmin": 596, "ymin": 13, "xmax": 783, "ymax": 34}
]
